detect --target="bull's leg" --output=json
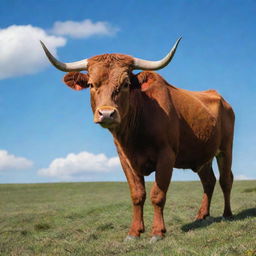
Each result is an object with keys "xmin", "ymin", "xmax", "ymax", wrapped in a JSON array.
[
  {"xmin": 127, "ymin": 174, "xmax": 146, "ymax": 237},
  {"xmin": 196, "ymin": 162, "xmax": 216, "ymax": 220},
  {"xmin": 150, "ymin": 148, "xmax": 174, "ymax": 241},
  {"xmin": 118, "ymin": 152, "xmax": 146, "ymax": 239},
  {"xmin": 216, "ymin": 151, "xmax": 234, "ymax": 218}
]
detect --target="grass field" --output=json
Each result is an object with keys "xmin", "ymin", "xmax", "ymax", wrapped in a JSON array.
[{"xmin": 0, "ymin": 180, "xmax": 255, "ymax": 256}]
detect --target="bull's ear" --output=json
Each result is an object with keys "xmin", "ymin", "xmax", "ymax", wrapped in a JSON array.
[
  {"xmin": 136, "ymin": 71, "xmax": 156, "ymax": 90},
  {"xmin": 63, "ymin": 72, "xmax": 89, "ymax": 91}
]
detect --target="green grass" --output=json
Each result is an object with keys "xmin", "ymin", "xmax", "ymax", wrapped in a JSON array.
[{"xmin": 0, "ymin": 181, "xmax": 255, "ymax": 256}]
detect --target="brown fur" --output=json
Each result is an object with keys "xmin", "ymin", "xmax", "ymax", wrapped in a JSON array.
[{"xmin": 63, "ymin": 54, "xmax": 235, "ymax": 238}]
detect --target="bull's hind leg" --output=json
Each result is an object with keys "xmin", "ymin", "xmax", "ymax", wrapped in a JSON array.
[
  {"xmin": 196, "ymin": 162, "xmax": 216, "ymax": 220},
  {"xmin": 216, "ymin": 150, "xmax": 234, "ymax": 218}
]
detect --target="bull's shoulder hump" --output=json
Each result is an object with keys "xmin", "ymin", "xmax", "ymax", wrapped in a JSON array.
[
  {"xmin": 190, "ymin": 89, "xmax": 222, "ymax": 100},
  {"xmin": 183, "ymin": 89, "xmax": 224, "ymax": 117}
]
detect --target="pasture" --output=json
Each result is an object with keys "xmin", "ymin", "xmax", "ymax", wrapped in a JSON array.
[{"xmin": 0, "ymin": 180, "xmax": 255, "ymax": 256}]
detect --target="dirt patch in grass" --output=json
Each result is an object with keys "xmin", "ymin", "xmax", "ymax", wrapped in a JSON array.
[
  {"xmin": 34, "ymin": 223, "xmax": 51, "ymax": 231},
  {"xmin": 243, "ymin": 187, "xmax": 256, "ymax": 193},
  {"xmin": 97, "ymin": 223, "xmax": 114, "ymax": 231}
]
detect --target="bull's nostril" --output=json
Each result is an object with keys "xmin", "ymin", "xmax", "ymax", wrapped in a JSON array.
[
  {"xmin": 110, "ymin": 110, "xmax": 115, "ymax": 118},
  {"xmin": 98, "ymin": 110, "xmax": 103, "ymax": 116}
]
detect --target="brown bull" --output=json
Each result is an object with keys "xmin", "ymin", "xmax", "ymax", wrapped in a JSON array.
[{"xmin": 41, "ymin": 38, "xmax": 234, "ymax": 242}]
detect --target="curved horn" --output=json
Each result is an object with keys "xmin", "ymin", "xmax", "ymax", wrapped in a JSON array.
[
  {"xmin": 40, "ymin": 41, "xmax": 88, "ymax": 72},
  {"xmin": 133, "ymin": 37, "xmax": 182, "ymax": 70}
]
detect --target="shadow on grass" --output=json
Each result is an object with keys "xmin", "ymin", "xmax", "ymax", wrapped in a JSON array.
[{"xmin": 181, "ymin": 207, "xmax": 256, "ymax": 232}]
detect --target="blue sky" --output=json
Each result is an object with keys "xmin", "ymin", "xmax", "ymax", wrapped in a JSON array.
[{"xmin": 0, "ymin": 0, "xmax": 255, "ymax": 183}]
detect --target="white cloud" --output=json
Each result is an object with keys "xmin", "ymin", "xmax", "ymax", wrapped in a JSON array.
[
  {"xmin": 0, "ymin": 19, "xmax": 118, "ymax": 80},
  {"xmin": 235, "ymin": 174, "xmax": 252, "ymax": 180},
  {"xmin": 38, "ymin": 151, "xmax": 121, "ymax": 180},
  {"xmin": 51, "ymin": 19, "xmax": 119, "ymax": 38},
  {"xmin": 0, "ymin": 24, "xmax": 66, "ymax": 79},
  {"xmin": 0, "ymin": 150, "xmax": 33, "ymax": 171}
]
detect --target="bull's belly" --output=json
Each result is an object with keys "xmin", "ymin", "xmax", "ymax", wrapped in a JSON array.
[
  {"xmin": 174, "ymin": 143, "xmax": 218, "ymax": 170},
  {"xmin": 133, "ymin": 150, "xmax": 215, "ymax": 175},
  {"xmin": 123, "ymin": 137, "xmax": 219, "ymax": 175}
]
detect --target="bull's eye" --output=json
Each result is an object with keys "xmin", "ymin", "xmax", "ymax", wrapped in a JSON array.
[
  {"xmin": 123, "ymin": 83, "xmax": 129, "ymax": 89},
  {"xmin": 88, "ymin": 83, "xmax": 94, "ymax": 89}
]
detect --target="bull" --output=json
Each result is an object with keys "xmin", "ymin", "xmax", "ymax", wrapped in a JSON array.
[{"xmin": 41, "ymin": 38, "xmax": 235, "ymax": 242}]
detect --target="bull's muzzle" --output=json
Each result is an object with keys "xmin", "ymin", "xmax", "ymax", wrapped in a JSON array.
[{"xmin": 94, "ymin": 106, "xmax": 120, "ymax": 128}]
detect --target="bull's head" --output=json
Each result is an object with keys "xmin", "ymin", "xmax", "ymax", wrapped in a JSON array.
[{"xmin": 40, "ymin": 38, "xmax": 181, "ymax": 129}]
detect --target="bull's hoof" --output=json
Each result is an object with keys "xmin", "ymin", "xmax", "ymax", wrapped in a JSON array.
[
  {"xmin": 124, "ymin": 235, "xmax": 140, "ymax": 242},
  {"xmin": 149, "ymin": 235, "xmax": 164, "ymax": 243},
  {"xmin": 195, "ymin": 213, "xmax": 209, "ymax": 221}
]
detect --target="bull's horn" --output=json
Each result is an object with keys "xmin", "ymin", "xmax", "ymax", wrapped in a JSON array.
[
  {"xmin": 133, "ymin": 37, "xmax": 182, "ymax": 70},
  {"xmin": 40, "ymin": 41, "xmax": 88, "ymax": 72}
]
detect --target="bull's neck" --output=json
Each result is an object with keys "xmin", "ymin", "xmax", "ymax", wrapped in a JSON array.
[{"xmin": 110, "ymin": 89, "xmax": 144, "ymax": 147}]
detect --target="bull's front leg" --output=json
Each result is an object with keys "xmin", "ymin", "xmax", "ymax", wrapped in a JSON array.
[
  {"xmin": 126, "ymin": 173, "xmax": 146, "ymax": 239},
  {"xmin": 150, "ymin": 147, "xmax": 175, "ymax": 243},
  {"xmin": 118, "ymin": 151, "xmax": 146, "ymax": 240}
]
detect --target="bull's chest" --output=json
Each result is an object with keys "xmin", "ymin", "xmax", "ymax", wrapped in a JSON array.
[
  {"xmin": 124, "ymin": 146, "xmax": 157, "ymax": 176},
  {"xmin": 114, "ymin": 130, "xmax": 158, "ymax": 176}
]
